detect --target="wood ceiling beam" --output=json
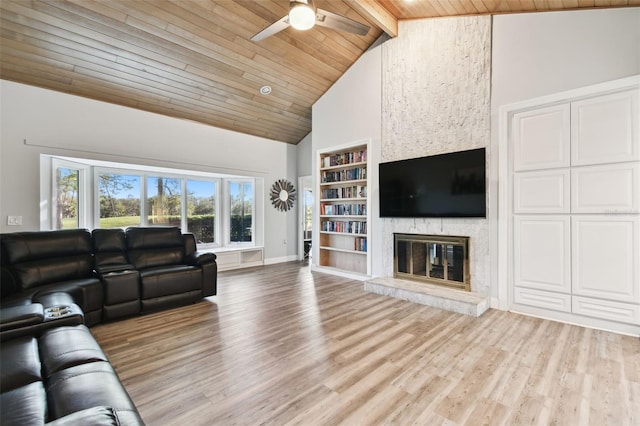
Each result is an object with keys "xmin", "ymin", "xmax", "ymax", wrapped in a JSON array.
[{"xmin": 347, "ymin": 0, "xmax": 398, "ymax": 38}]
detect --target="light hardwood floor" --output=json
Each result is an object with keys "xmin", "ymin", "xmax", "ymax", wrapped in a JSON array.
[{"xmin": 91, "ymin": 262, "xmax": 640, "ymax": 426}]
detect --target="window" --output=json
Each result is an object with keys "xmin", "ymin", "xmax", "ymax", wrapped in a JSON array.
[
  {"xmin": 229, "ymin": 181, "xmax": 254, "ymax": 243},
  {"xmin": 147, "ymin": 177, "xmax": 181, "ymax": 226},
  {"xmin": 44, "ymin": 156, "xmax": 258, "ymax": 250},
  {"xmin": 55, "ymin": 166, "xmax": 80, "ymax": 229},
  {"xmin": 98, "ymin": 172, "xmax": 141, "ymax": 228},
  {"xmin": 186, "ymin": 179, "xmax": 217, "ymax": 244}
]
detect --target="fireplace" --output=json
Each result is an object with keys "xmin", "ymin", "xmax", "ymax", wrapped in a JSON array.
[{"xmin": 394, "ymin": 233, "xmax": 470, "ymax": 291}]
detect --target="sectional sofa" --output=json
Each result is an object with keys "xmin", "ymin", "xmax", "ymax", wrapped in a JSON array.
[{"xmin": 0, "ymin": 226, "xmax": 218, "ymax": 425}]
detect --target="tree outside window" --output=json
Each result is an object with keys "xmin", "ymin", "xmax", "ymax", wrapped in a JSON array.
[
  {"xmin": 55, "ymin": 167, "xmax": 79, "ymax": 229},
  {"xmin": 147, "ymin": 177, "xmax": 181, "ymax": 226},
  {"xmin": 187, "ymin": 180, "xmax": 216, "ymax": 244},
  {"xmin": 229, "ymin": 181, "xmax": 253, "ymax": 243},
  {"xmin": 98, "ymin": 173, "xmax": 141, "ymax": 228}
]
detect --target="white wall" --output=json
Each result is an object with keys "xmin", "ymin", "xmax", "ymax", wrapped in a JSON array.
[
  {"xmin": 296, "ymin": 132, "xmax": 312, "ymax": 177},
  {"xmin": 0, "ymin": 81, "xmax": 298, "ymax": 263},
  {"xmin": 492, "ymin": 8, "xmax": 640, "ymax": 108},
  {"xmin": 311, "ymin": 45, "xmax": 383, "ymax": 269}
]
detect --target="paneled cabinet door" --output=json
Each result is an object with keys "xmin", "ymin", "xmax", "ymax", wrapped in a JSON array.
[
  {"xmin": 571, "ymin": 89, "xmax": 640, "ymax": 166},
  {"xmin": 513, "ymin": 169, "xmax": 570, "ymax": 214},
  {"xmin": 512, "ymin": 103, "xmax": 570, "ymax": 172},
  {"xmin": 572, "ymin": 216, "xmax": 640, "ymax": 304},
  {"xmin": 571, "ymin": 162, "xmax": 640, "ymax": 214},
  {"xmin": 514, "ymin": 216, "xmax": 571, "ymax": 293}
]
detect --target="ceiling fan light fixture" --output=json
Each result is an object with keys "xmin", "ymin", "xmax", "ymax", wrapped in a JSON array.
[{"xmin": 289, "ymin": 0, "xmax": 316, "ymax": 31}]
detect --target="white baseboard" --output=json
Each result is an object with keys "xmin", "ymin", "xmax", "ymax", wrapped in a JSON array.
[{"xmin": 264, "ymin": 255, "xmax": 298, "ymax": 265}]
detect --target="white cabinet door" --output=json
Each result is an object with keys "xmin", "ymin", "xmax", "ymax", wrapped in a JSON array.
[
  {"xmin": 514, "ymin": 287, "xmax": 572, "ymax": 312},
  {"xmin": 514, "ymin": 169, "xmax": 570, "ymax": 214},
  {"xmin": 571, "ymin": 162, "xmax": 639, "ymax": 214},
  {"xmin": 512, "ymin": 103, "xmax": 570, "ymax": 171},
  {"xmin": 572, "ymin": 216, "xmax": 639, "ymax": 303},
  {"xmin": 514, "ymin": 216, "xmax": 571, "ymax": 293},
  {"xmin": 571, "ymin": 89, "xmax": 640, "ymax": 166},
  {"xmin": 572, "ymin": 296, "xmax": 640, "ymax": 324}
]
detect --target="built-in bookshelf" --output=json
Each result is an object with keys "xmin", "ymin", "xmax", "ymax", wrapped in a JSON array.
[{"xmin": 317, "ymin": 142, "xmax": 370, "ymax": 277}]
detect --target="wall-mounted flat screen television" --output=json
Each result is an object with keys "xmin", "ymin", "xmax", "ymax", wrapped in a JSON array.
[{"xmin": 379, "ymin": 148, "xmax": 486, "ymax": 218}]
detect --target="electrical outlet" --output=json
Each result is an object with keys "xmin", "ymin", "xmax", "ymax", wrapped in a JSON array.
[{"xmin": 7, "ymin": 216, "xmax": 22, "ymax": 226}]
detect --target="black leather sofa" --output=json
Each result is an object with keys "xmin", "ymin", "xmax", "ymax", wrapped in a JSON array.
[
  {"xmin": 1, "ymin": 227, "xmax": 217, "ymax": 325},
  {"xmin": 1, "ymin": 321, "xmax": 144, "ymax": 425},
  {"xmin": 0, "ymin": 227, "xmax": 218, "ymax": 425}
]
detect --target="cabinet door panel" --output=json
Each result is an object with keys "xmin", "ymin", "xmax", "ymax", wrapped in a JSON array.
[
  {"xmin": 512, "ymin": 104, "xmax": 570, "ymax": 171},
  {"xmin": 514, "ymin": 216, "xmax": 571, "ymax": 293},
  {"xmin": 572, "ymin": 216, "xmax": 639, "ymax": 303},
  {"xmin": 572, "ymin": 163, "xmax": 639, "ymax": 214},
  {"xmin": 514, "ymin": 169, "xmax": 569, "ymax": 214},
  {"xmin": 571, "ymin": 90, "xmax": 639, "ymax": 166},
  {"xmin": 572, "ymin": 296, "xmax": 639, "ymax": 324},
  {"xmin": 514, "ymin": 287, "xmax": 572, "ymax": 312}
]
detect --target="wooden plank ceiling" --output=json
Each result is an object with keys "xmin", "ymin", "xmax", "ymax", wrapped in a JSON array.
[{"xmin": 1, "ymin": 1, "xmax": 638, "ymax": 145}]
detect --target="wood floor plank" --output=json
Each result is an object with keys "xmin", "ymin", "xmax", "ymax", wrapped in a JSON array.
[{"xmin": 90, "ymin": 262, "xmax": 640, "ymax": 425}]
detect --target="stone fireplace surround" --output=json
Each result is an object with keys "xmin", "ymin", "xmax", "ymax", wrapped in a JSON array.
[{"xmin": 365, "ymin": 220, "xmax": 490, "ymax": 317}]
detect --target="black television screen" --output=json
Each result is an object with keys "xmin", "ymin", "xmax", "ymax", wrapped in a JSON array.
[{"xmin": 379, "ymin": 148, "xmax": 486, "ymax": 218}]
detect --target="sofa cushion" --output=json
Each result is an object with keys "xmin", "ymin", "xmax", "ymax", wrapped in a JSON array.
[
  {"xmin": 39, "ymin": 325, "xmax": 108, "ymax": 377},
  {"xmin": 0, "ymin": 336, "xmax": 42, "ymax": 393},
  {"xmin": 0, "ymin": 381, "xmax": 47, "ymax": 426},
  {"xmin": 92, "ymin": 229, "xmax": 130, "ymax": 270},
  {"xmin": 126, "ymin": 227, "xmax": 185, "ymax": 269},
  {"xmin": 1, "ymin": 230, "xmax": 93, "ymax": 289},
  {"xmin": 46, "ymin": 361, "xmax": 141, "ymax": 424},
  {"xmin": 45, "ymin": 406, "xmax": 119, "ymax": 426},
  {"xmin": 139, "ymin": 265, "xmax": 201, "ymax": 299}
]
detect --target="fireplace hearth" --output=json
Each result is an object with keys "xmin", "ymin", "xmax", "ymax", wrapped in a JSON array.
[{"xmin": 394, "ymin": 233, "xmax": 470, "ymax": 291}]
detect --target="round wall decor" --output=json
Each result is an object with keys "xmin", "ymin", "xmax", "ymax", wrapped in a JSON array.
[{"xmin": 270, "ymin": 179, "xmax": 296, "ymax": 211}]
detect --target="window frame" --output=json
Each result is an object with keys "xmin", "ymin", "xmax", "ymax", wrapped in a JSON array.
[
  {"xmin": 225, "ymin": 178, "xmax": 255, "ymax": 246},
  {"xmin": 45, "ymin": 156, "xmax": 256, "ymax": 250},
  {"xmin": 184, "ymin": 177, "xmax": 221, "ymax": 248},
  {"xmin": 94, "ymin": 168, "xmax": 144, "ymax": 229},
  {"xmin": 51, "ymin": 158, "xmax": 89, "ymax": 230}
]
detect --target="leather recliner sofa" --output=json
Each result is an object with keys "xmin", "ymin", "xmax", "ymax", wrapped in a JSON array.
[
  {"xmin": 1, "ymin": 321, "xmax": 144, "ymax": 425},
  {"xmin": 1, "ymin": 226, "xmax": 217, "ymax": 324},
  {"xmin": 0, "ymin": 226, "xmax": 218, "ymax": 425}
]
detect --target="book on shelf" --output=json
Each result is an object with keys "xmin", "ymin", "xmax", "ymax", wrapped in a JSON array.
[
  {"xmin": 321, "ymin": 150, "xmax": 367, "ymax": 168},
  {"xmin": 321, "ymin": 185, "xmax": 366, "ymax": 199},
  {"xmin": 355, "ymin": 237, "xmax": 367, "ymax": 252},
  {"xmin": 321, "ymin": 204, "xmax": 367, "ymax": 216},
  {"xmin": 320, "ymin": 166, "xmax": 367, "ymax": 183},
  {"xmin": 321, "ymin": 220, "xmax": 367, "ymax": 234}
]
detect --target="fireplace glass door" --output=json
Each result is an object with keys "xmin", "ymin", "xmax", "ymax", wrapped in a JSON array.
[{"xmin": 394, "ymin": 234, "xmax": 470, "ymax": 291}]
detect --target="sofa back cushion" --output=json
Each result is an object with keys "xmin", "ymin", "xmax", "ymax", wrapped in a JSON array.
[
  {"xmin": 125, "ymin": 227, "xmax": 185, "ymax": 269},
  {"xmin": 92, "ymin": 228, "xmax": 128, "ymax": 268},
  {"xmin": 1, "ymin": 229, "xmax": 93, "ymax": 289}
]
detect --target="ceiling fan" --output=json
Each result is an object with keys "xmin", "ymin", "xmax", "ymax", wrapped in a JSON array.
[{"xmin": 251, "ymin": 0, "xmax": 370, "ymax": 42}]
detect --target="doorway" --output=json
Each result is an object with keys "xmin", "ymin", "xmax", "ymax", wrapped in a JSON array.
[{"xmin": 298, "ymin": 176, "xmax": 313, "ymax": 261}]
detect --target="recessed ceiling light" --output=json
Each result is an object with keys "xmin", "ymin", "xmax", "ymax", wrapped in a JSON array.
[{"xmin": 260, "ymin": 85, "xmax": 272, "ymax": 95}]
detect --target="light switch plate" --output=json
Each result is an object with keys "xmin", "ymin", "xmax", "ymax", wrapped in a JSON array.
[{"xmin": 7, "ymin": 216, "xmax": 22, "ymax": 226}]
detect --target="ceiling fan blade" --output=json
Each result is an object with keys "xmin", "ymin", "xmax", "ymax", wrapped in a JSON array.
[
  {"xmin": 251, "ymin": 15, "xmax": 290, "ymax": 41},
  {"xmin": 315, "ymin": 8, "xmax": 370, "ymax": 36}
]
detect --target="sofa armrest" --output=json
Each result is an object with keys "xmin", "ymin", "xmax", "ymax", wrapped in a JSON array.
[
  {"xmin": 0, "ymin": 304, "xmax": 44, "ymax": 332},
  {"xmin": 198, "ymin": 254, "xmax": 217, "ymax": 297},
  {"xmin": 186, "ymin": 251, "xmax": 217, "ymax": 266}
]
